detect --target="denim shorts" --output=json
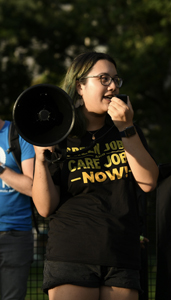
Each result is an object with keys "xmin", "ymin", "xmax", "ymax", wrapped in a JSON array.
[{"xmin": 42, "ymin": 260, "xmax": 141, "ymax": 294}]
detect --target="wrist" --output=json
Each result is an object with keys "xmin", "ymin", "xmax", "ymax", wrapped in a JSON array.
[
  {"xmin": 118, "ymin": 122, "xmax": 134, "ymax": 131},
  {"xmin": 119, "ymin": 125, "xmax": 136, "ymax": 138},
  {"xmin": 0, "ymin": 163, "xmax": 6, "ymax": 174}
]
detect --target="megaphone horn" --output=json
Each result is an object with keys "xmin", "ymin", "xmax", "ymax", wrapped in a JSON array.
[{"xmin": 13, "ymin": 84, "xmax": 75, "ymax": 147}]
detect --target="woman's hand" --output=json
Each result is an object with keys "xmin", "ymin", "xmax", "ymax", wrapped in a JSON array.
[
  {"xmin": 107, "ymin": 96, "xmax": 134, "ymax": 131},
  {"xmin": 108, "ymin": 95, "xmax": 159, "ymax": 192},
  {"xmin": 34, "ymin": 145, "xmax": 55, "ymax": 163}
]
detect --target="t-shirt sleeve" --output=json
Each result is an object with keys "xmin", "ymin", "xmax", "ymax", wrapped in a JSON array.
[{"xmin": 19, "ymin": 136, "xmax": 35, "ymax": 162}]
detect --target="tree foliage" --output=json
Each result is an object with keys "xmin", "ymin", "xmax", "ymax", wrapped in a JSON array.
[{"xmin": 0, "ymin": 0, "xmax": 171, "ymax": 163}]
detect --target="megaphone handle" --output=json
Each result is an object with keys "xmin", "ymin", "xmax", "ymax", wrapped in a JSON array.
[{"xmin": 44, "ymin": 149, "xmax": 66, "ymax": 164}]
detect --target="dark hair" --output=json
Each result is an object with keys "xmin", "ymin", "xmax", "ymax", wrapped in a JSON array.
[{"xmin": 60, "ymin": 51, "xmax": 117, "ymax": 137}]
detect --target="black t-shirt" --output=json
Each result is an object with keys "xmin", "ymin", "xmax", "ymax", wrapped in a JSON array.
[{"xmin": 46, "ymin": 124, "xmax": 149, "ymax": 270}]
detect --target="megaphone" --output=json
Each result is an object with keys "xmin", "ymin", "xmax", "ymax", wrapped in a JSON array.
[
  {"xmin": 13, "ymin": 84, "xmax": 121, "ymax": 163},
  {"xmin": 13, "ymin": 84, "xmax": 75, "ymax": 147}
]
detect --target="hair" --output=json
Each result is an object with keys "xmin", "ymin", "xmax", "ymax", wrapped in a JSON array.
[{"xmin": 60, "ymin": 51, "xmax": 117, "ymax": 138}]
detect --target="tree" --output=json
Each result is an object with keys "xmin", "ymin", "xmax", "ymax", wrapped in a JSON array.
[{"xmin": 0, "ymin": 0, "xmax": 171, "ymax": 162}]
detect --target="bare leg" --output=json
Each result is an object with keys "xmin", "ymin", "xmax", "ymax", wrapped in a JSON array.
[
  {"xmin": 100, "ymin": 286, "xmax": 139, "ymax": 300},
  {"xmin": 48, "ymin": 284, "xmax": 99, "ymax": 300}
]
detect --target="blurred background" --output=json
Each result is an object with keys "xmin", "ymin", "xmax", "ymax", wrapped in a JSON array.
[{"xmin": 1, "ymin": 0, "xmax": 171, "ymax": 299}]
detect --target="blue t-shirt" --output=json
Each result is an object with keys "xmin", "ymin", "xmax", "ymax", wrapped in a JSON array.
[{"xmin": 0, "ymin": 121, "xmax": 35, "ymax": 231}]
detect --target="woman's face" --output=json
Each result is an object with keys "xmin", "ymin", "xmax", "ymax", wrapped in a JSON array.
[{"xmin": 77, "ymin": 59, "xmax": 119, "ymax": 116}]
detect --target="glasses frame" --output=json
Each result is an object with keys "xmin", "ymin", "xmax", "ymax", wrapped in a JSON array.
[{"xmin": 82, "ymin": 74, "xmax": 123, "ymax": 88}]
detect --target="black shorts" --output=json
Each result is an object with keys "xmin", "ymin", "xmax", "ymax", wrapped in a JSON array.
[{"xmin": 42, "ymin": 260, "xmax": 141, "ymax": 294}]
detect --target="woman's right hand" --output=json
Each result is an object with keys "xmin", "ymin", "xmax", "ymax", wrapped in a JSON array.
[{"xmin": 33, "ymin": 145, "xmax": 55, "ymax": 163}]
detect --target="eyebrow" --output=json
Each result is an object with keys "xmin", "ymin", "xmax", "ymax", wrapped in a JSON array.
[{"xmin": 98, "ymin": 72, "xmax": 119, "ymax": 77}]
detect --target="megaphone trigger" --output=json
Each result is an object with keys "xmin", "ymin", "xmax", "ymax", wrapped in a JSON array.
[{"xmin": 44, "ymin": 148, "xmax": 66, "ymax": 164}]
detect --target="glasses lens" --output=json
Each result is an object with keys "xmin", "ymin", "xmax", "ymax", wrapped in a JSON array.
[
  {"xmin": 100, "ymin": 75, "xmax": 111, "ymax": 86},
  {"xmin": 115, "ymin": 78, "xmax": 123, "ymax": 88}
]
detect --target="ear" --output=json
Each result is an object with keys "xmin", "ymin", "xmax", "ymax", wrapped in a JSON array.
[{"xmin": 76, "ymin": 80, "xmax": 83, "ymax": 96}]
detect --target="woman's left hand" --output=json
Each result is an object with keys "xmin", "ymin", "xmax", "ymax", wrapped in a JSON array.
[
  {"xmin": 107, "ymin": 96, "xmax": 134, "ymax": 131},
  {"xmin": 107, "ymin": 95, "xmax": 159, "ymax": 193}
]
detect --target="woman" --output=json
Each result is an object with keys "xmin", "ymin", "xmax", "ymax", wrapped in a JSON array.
[{"xmin": 32, "ymin": 52, "xmax": 159, "ymax": 300}]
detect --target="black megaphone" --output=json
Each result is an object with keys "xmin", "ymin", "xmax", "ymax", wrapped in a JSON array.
[{"xmin": 13, "ymin": 84, "xmax": 75, "ymax": 147}]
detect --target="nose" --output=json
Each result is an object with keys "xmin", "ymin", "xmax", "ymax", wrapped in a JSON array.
[{"xmin": 108, "ymin": 78, "xmax": 117, "ymax": 90}]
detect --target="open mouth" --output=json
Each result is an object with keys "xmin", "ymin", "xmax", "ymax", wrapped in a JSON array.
[{"xmin": 103, "ymin": 95, "xmax": 113, "ymax": 101}]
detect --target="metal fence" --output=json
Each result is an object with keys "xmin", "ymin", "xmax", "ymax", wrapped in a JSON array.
[
  {"xmin": 147, "ymin": 193, "xmax": 156, "ymax": 300},
  {"xmin": 25, "ymin": 192, "xmax": 157, "ymax": 300}
]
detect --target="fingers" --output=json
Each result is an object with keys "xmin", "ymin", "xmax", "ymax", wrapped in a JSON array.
[
  {"xmin": 34, "ymin": 146, "xmax": 56, "ymax": 162},
  {"xmin": 107, "ymin": 96, "xmax": 134, "ymax": 130},
  {"xmin": 108, "ymin": 97, "xmax": 128, "ymax": 116}
]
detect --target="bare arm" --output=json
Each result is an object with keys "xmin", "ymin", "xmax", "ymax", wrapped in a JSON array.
[
  {"xmin": 0, "ymin": 158, "xmax": 34, "ymax": 197},
  {"xmin": 108, "ymin": 97, "xmax": 159, "ymax": 192},
  {"xmin": 32, "ymin": 146, "xmax": 60, "ymax": 218},
  {"xmin": 121, "ymin": 132, "xmax": 159, "ymax": 192}
]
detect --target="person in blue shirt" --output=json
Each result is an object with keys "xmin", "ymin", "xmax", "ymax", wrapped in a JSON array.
[{"xmin": 0, "ymin": 118, "xmax": 35, "ymax": 300}]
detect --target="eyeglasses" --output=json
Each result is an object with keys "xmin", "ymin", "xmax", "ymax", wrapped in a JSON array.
[{"xmin": 82, "ymin": 74, "xmax": 123, "ymax": 88}]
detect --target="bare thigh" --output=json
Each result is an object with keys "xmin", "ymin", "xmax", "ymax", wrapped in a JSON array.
[
  {"xmin": 100, "ymin": 286, "xmax": 139, "ymax": 300},
  {"xmin": 48, "ymin": 284, "xmax": 99, "ymax": 300}
]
